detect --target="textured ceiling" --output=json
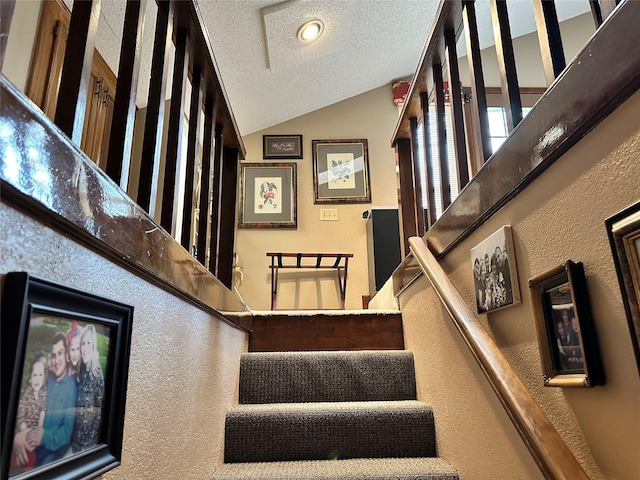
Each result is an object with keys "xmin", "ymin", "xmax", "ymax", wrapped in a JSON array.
[
  {"xmin": 88, "ymin": 0, "xmax": 590, "ymax": 137},
  {"xmin": 199, "ymin": 0, "xmax": 440, "ymax": 136}
]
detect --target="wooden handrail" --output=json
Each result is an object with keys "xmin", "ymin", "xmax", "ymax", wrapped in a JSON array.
[{"xmin": 408, "ymin": 236, "xmax": 589, "ymax": 480}]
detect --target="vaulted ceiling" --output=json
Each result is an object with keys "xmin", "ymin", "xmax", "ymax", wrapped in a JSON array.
[{"xmin": 91, "ymin": 0, "xmax": 590, "ymax": 137}]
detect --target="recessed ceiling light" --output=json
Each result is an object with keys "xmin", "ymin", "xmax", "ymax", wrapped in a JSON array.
[{"xmin": 297, "ymin": 19, "xmax": 324, "ymax": 43}]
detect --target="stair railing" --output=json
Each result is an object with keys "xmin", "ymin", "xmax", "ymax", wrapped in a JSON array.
[
  {"xmin": 0, "ymin": 0, "xmax": 244, "ymax": 289},
  {"xmin": 0, "ymin": 0, "xmax": 252, "ymax": 329},
  {"xmin": 408, "ymin": 236, "xmax": 589, "ymax": 480},
  {"xmin": 392, "ymin": 0, "xmax": 635, "ymax": 258}
]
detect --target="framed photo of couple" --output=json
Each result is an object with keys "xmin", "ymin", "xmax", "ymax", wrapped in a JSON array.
[
  {"xmin": 1, "ymin": 272, "xmax": 133, "ymax": 480},
  {"xmin": 528, "ymin": 261, "xmax": 605, "ymax": 388}
]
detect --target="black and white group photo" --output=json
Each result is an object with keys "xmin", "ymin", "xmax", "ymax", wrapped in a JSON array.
[{"xmin": 471, "ymin": 226, "xmax": 520, "ymax": 313}]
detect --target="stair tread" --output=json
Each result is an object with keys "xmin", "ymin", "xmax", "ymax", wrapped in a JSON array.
[
  {"xmin": 212, "ymin": 457, "xmax": 459, "ymax": 480},
  {"xmin": 224, "ymin": 401, "xmax": 435, "ymax": 463},
  {"xmin": 229, "ymin": 399, "xmax": 429, "ymax": 414},
  {"xmin": 250, "ymin": 309, "xmax": 402, "ymax": 316}
]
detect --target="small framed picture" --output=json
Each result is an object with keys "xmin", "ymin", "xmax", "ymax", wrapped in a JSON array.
[
  {"xmin": 606, "ymin": 199, "xmax": 640, "ymax": 376},
  {"xmin": 312, "ymin": 139, "xmax": 371, "ymax": 204},
  {"xmin": 1, "ymin": 272, "xmax": 133, "ymax": 480},
  {"xmin": 470, "ymin": 225, "xmax": 520, "ymax": 313},
  {"xmin": 263, "ymin": 135, "xmax": 303, "ymax": 159},
  {"xmin": 238, "ymin": 163, "xmax": 297, "ymax": 229},
  {"xmin": 528, "ymin": 261, "xmax": 605, "ymax": 387}
]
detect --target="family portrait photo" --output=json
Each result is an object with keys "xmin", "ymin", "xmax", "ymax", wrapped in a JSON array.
[
  {"xmin": 9, "ymin": 314, "xmax": 111, "ymax": 478},
  {"xmin": 471, "ymin": 226, "xmax": 521, "ymax": 313},
  {"xmin": 545, "ymin": 284, "xmax": 583, "ymax": 372},
  {"xmin": 2, "ymin": 272, "xmax": 133, "ymax": 480},
  {"xmin": 529, "ymin": 260, "xmax": 604, "ymax": 388}
]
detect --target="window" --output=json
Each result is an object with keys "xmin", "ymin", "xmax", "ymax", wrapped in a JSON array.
[
  {"xmin": 416, "ymin": 105, "xmax": 460, "ymax": 221},
  {"xmin": 488, "ymin": 107, "xmax": 532, "ymax": 152}
]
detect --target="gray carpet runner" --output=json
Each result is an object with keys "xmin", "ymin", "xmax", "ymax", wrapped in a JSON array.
[
  {"xmin": 212, "ymin": 350, "xmax": 458, "ymax": 480},
  {"xmin": 239, "ymin": 350, "xmax": 417, "ymax": 404}
]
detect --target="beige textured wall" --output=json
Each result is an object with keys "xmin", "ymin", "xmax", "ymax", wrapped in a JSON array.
[
  {"xmin": 398, "ymin": 90, "xmax": 640, "ymax": 479},
  {"xmin": 457, "ymin": 13, "xmax": 596, "ymax": 89},
  {"xmin": 0, "ymin": 204, "xmax": 247, "ymax": 480},
  {"xmin": 2, "ymin": 1, "xmax": 41, "ymax": 91},
  {"xmin": 235, "ymin": 85, "xmax": 400, "ymax": 310}
]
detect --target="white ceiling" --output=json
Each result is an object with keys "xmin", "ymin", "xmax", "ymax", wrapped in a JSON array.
[
  {"xmin": 198, "ymin": 0, "xmax": 440, "ymax": 136},
  {"xmin": 90, "ymin": 0, "xmax": 591, "ymax": 137}
]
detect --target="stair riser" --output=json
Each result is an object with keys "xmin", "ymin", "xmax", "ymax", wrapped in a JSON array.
[
  {"xmin": 240, "ymin": 351, "xmax": 417, "ymax": 404},
  {"xmin": 249, "ymin": 313, "xmax": 404, "ymax": 351},
  {"xmin": 224, "ymin": 407, "xmax": 436, "ymax": 463}
]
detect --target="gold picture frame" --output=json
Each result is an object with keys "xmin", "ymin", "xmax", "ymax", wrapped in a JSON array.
[
  {"xmin": 528, "ymin": 261, "xmax": 605, "ymax": 388},
  {"xmin": 606, "ymin": 200, "xmax": 640, "ymax": 376}
]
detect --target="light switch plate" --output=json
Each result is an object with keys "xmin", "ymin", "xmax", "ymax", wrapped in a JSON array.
[{"xmin": 320, "ymin": 208, "xmax": 338, "ymax": 221}]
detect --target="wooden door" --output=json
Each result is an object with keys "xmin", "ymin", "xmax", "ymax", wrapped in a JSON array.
[{"xmin": 26, "ymin": 0, "xmax": 117, "ymax": 170}]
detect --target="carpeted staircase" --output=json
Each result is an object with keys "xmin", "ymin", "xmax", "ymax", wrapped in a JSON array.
[{"xmin": 211, "ymin": 350, "xmax": 458, "ymax": 479}]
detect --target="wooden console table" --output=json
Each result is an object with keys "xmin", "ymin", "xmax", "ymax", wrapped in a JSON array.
[{"xmin": 267, "ymin": 252, "xmax": 353, "ymax": 310}]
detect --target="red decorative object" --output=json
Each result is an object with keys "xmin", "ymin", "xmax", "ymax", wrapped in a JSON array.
[{"xmin": 392, "ymin": 80, "xmax": 410, "ymax": 106}]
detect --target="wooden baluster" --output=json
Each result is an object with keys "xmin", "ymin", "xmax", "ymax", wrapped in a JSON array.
[
  {"xmin": 420, "ymin": 91, "xmax": 437, "ymax": 229},
  {"xmin": 589, "ymin": 0, "xmax": 606, "ymax": 27},
  {"xmin": 490, "ymin": 0, "xmax": 522, "ymax": 133},
  {"xmin": 462, "ymin": 0, "xmax": 491, "ymax": 167},
  {"xmin": 433, "ymin": 64, "xmax": 451, "ymax": 211},
  {"xmin": 160, "ymin": 27, "xmax": 188, "ymax": 235},
  {"xmin": 589, "ymin": 0, "xmax": 617, "ymax": 27},
  {"xmin": 54, "ymin": 0, "xmax": 101, "ymax": 144},
  {"xmin": 138, "ymin": 0, "xmax": 172, "ymax": 215},
  {"xmin": 396, "ymin": 137, "xmax": 417, "ymax": 256},
  {"xmin": 208, "ymin": 124, "xmax": 223, "ymax": 274},
  {"xmin": 0, "ymin": 0, "xmax": 15, "ymax": 71},
  {"xmin": 197, "ymin": 95, "xmax": 215, "ymax": 267},
  {"xmin": 106, "ymin": 0, "xmax": 146, "ymax": 191},
  {"xmin": 444, "ymin": 28, "xmax": 469, "ymax": 189},
  {"xmin": 218, "ymin": 146, "xmax": 240, "ymax": 288},
  {"xmin": 180, "ymin": 64, "xmax": 202, "ymax": 252},
  {"xmin": 410, "ymin": 116, "xmax": 425, "ymax": 236},
  {"xmin": 532, "ymin": 0, "xmax": 566, "ymax": 87}
]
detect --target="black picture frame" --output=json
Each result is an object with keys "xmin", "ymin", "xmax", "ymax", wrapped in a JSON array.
[
  {"xmin": 263, "ymin": 135, "xmax": 303, "ymax": 159},
  {"xmin": 528, "ymin": 261, "xmax": 604, "ymax": 388},
  {"xmin": 606, "ymin": 200, "xmax": 640, "ymax": 376},
  {"xmin": 312, "ymin": 139, "xmax": 371, "ymax": 204},
  {"xmin": 1, "ymin": 272, "xmax": 133, "ymax": 480}
]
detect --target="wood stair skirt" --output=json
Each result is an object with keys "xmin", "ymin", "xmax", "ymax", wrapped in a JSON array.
[
  {"xmin": 249, "ymin": 310, "xmax": 404, "ymax": 352},
  {"xmin": 211, "ymin": 350, "xmax": 458, "ymax": 480}
]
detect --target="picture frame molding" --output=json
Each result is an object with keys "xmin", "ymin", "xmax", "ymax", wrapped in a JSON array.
[
  {"xmin": 606, "ymin": 200, "xmax": 640, "ymax": 376},
  {"xmin": 238, "ymin": 162, "xmax": 297, "ymax": 229},
  {"xmin": 1, "ymin": 272, "xmax": 133, "ymax": 480},
  {"xmin": 528, "ymin": 260, "xmax": 605, "ymax": 388},
  {"xmin": 263, "ymin": 134, "xmax": 303, "ymax": 160},
  {"xmin": 312, "ymin": 139, "xmax": 371, "ymax": 204}
]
